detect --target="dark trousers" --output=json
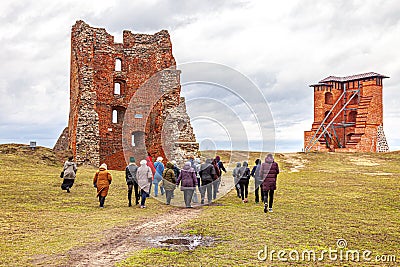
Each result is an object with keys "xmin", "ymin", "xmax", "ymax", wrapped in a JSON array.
[
  {"xmin": 128, "ymin": 182, "xmax": 139, "ymax": 206},
  {"xmin": 99, "ymin": 196, "xmax": 106, "ymax": 207},
  {"xmin": 239, "ymin": 179, "xmax": 249, "ymax": 200},
  {"xmin": 183, "ymin": 189, "xmax": 194, "ymax": 207},
  {"xmin": 200, "ymin": 180, "xmax": 213, "ymax": 204},
  {"xmin": 263, "ymin": 190, "xmax": 275, "ymax": 208},
  {"xmin": 255, "ymin": 184, "xmax": 264, "ymax": 203},
  {"xmin": 212, "ymin": 177, "xmax": 221, "ymax": 200},
  {"xmin": 61, "ymin": 179, "xmax": 74, "ymax": 190},
  {"xmin": 165, "ymin": 190, "xmax": 174, "ymax": 205},
  {"xmin": 235, "ymin": 184, "xmax": 241, "ymax": 197},
  {"xmin": 141, "ymin": 189, "xmax": 149, "ymax": 206}
]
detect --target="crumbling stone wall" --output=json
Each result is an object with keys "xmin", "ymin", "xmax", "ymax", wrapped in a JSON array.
[
  {"xmin": 55, "ymin": 20, "xmax": 198, "ymax": 169},
  {"xmin": 304, "ymin": 72, "xmax": 389, "ymax": 152}
]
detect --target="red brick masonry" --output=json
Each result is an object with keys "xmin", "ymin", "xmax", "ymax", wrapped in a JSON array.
[
  {"xmin": 54, "ymin": 21, "xmax": 198, "ymax": 169},
  {"xmin": 304, "ymin": 72, "xmax": 389, "ymax": 152}
]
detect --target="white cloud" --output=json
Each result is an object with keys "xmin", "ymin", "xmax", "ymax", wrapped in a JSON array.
[{"xmin": 0, "ymin": 0, "xmax": 399, "ymax": 151}]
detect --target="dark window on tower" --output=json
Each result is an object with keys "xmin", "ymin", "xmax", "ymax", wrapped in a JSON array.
[
  {"xmin": 348, "ymin": 111, "xmax": 357, "ymax": 122},
  {"xmin": 325, "ymin": 92, "xmax": 333, "ymax": 105}
]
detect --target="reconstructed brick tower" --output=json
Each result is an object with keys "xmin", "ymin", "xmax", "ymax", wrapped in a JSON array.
[
  {"xmin": 304, "ymin": 72, "xmax": 389, "ymax": 152},
  {"xmin": 54, "ymin": 20, "xmax": 199, "ymax": 170}
]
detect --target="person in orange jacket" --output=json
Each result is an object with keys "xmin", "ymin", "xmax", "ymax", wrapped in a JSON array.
[{"xmin": 93, "ymin": 163, "xmax": 112, "ymax": 208}]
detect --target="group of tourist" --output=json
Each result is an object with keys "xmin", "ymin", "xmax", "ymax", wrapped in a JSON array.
[
  {"xmin": 232, "ymin": 154, "xmax": 279, "ymax": 212},
  {"xmin": 60, "ymin": 153, "xmax": 279, "ymax": 213}
]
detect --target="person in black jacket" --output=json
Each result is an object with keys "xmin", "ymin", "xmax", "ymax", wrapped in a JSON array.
[
  {"xmin": 125, "ymin": 157, "xmax": 139, "ymax": 206},
  {"xmin": 199, "ymin": 158, "xmax": 216, "ymax": 205},
  {"xmin": 260, "ymin": 154, "xmax": 280, "ymax": 213},
  {"xmin": 214, "ymin": 155, "xmax": 226, "ymax": 200},
  {"xmin": 238, "ymin": 161, "xmax": 250, "ymax": 203},
  {"xmin": 251, "ymin": 159, "xmax": 263, "ymax": 203}
]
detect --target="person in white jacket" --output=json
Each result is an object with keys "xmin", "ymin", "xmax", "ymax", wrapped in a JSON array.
[
  {"xmin": 61, "ymin": 156, "xmax": 77, "ymax": 193},
  {"xmin": 137, "ymin": 159, "xmax": 153, "ymax": 208}
]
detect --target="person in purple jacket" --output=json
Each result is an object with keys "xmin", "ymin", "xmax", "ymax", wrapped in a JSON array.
[
  {"xmin": 260, "ymin": 154, "xmax": 279, "ymax": 213},
  {"xmin": 176, "ymin": 161, "xmax": 198, "ymax": 208}
]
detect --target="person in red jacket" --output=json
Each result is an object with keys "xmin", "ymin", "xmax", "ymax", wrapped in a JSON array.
[{"xmin": 260, "ymin": 154, "xmax": 279, "ymax": 213}]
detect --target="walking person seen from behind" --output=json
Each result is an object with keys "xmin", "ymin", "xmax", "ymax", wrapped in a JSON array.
[
  {"xmin": 137, "ymin": 159, "xmax": 153, "ymax": 208},
  {"xmin": 176, "ymin": 162, "xmax": 198, "ymax": 208},
  {"xmin": 93, "ymin": 163, "xmax": 112, "ymax": 208},
  {"xmin": 211, "ymin": 158, "xmax": 221, "ymax": 200},
  {"xmin": 61, "ymin": 156, "xmax": 77, "ymax": 193},
  {"xmin": 125, "ymin": 157, "xmax": 139, "ymax": 206},
  {"xmin": 162, "ymin": 162, "xmax": 176, "ymax": 205},
  {"xmin": 199, "ymin": 158, "xmax": 215, "ymax": 205},
  {"xmin": 214, "ymin": 155, "xmax": 226, "ymax": 199},
  {"xmin": 260, "ymin": 154, "xmax": 279, "ymax": 213},
  {"xmin": 251, "ymin": 159, "xmax": 263, "ymax": 203},
  {"xmin": 153, "ymin": 157, "xmax": 165, "ymax": 197},
  {"xmin": 238, "ymin": 161, "xmax": 251, "ymax": 203},
  {"xmin": 232, "ymin": 162, "xmax": 242, "ymax": 198}
]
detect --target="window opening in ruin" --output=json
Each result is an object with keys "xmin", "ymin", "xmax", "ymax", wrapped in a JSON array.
[
  {"xmin": 112, "ymin": 106, "xmax": 126, "ymax": 124},
  {"xmin": 134, "ymin": 114, "xmax": 143, "ymax": 119},
  {"xmin": 131, "ymin": 131, "xmax": 145, "ymax": 148},
  {"xmin": 325, "ymin": 92, "xmax": 333, "ymax": 105},
  {"xmin": 112, "ymin": 110, "xmax": 118, "ymax": 123},
  {"xmin": 115, "ymin": 58, "xmax": 122, "ymax": 71},
  {"xmin": 114, "ymin": 82, "xmax": 121, "ymax": 95}
]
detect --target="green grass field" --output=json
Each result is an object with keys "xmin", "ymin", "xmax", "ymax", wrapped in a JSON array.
[{"xmin": 0, "ymin": 144, "xmax": 399, "ymax": 266}]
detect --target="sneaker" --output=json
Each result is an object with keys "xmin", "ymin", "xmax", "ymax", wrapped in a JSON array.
[
  {"xmin": 264, "ymin": 205, "xmax": 268, "ymax": 213},
  {"xmin": 269, "ymin": 208, "xmax": 273, "ymax": 212},
  {"xmin": 200, "ymin": 200, "xmax": 204, "ymax": 204},
  {"xmin": 244, "ymin": 198, "xmax": 248, "ymax": 203},
  {"xmin": 66, "ymin": 187, "xmax": 70, "ymax": 193},
  {"xmin": 140, "ymin": 205, "xmax": 146, "ymax": 208}
]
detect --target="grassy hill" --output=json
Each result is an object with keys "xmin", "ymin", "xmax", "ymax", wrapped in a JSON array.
[{"xmin": 0, "ymin": 144, "xmax": 399, "ymax": 266}]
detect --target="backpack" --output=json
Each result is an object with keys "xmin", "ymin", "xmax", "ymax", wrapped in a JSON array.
[{"xmin": 127, "ymin": 165, "xmax": 138, "ymax": 183}]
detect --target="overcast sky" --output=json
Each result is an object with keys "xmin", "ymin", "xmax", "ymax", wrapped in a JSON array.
[{"xmin": 0, "ymin": 0, "xmax": 399, "ymax": 152}]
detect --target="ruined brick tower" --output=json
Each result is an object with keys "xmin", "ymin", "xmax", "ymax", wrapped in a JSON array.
[
  {"xmin": 54, "ymin": 20, "xmax": 199, "ymax": 170},
  {"xmin": 304, "ymin": 72, "xmax": 389, "ymax": 152}
]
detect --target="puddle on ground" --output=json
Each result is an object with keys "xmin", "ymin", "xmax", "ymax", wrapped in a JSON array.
[{"xmin": 148, "ymin": 235, "xmax": 214, "ymax": 250}]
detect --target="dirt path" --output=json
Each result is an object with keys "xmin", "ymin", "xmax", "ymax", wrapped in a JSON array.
[{"xmin": 35, "ymin": 208, "xmax": 201, "ymax": 267}]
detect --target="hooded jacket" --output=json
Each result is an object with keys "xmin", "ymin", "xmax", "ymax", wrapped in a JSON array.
[
  {"xmin": 93, "ymin": 164, "xmax": 112, "ymax": 197},
  {"xmin": 162, "ymin": 162, "xmax": 176, "ymax": 191},
  {"xmin": 153, "ymin": 159, "xmax": 165, "ymax": 183},
  {"xmin": 260, "ymin": 155, "xmax": 279, "ymax": 191},
  {"xmin": 176, "ymin": 162, "xmax": 197, "ymax": 190},
  {"xmin": 137, "ymin": 160, "xmax": 152, "ymax": 194},
  {"xmin": 145, "ymin": 156, "xmax": 156, "ymax": 178},
  {"xmin": 238, "ymin": 161, "xmax": 250, "ymax": 181},
  {"xmin": 63, "ymin": 160, "xmax": 77, "ymax": 179},
  {"xmin": 232, "ymin": 162, "xmax": 241, "ymax": 185},
  {"xmin": 199, "ymin": 159, "xmax": 216, "ymax": 182}
]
